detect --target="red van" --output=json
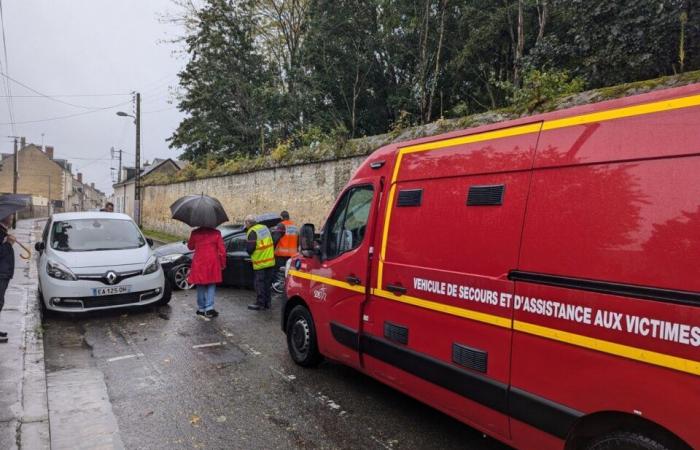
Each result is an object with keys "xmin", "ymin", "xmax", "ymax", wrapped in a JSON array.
[{"xmin": 282, "ymin": 83, "xmax": 700, "ymax": 450}]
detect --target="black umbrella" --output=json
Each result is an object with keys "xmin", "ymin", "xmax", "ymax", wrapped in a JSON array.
[
  {"xmin": 170, "ymin": 194, "xmax": 229, "ymax": 228},
  {"xmin": 0, "ymin": 194, "xmax": 29, "ymax": 221}
]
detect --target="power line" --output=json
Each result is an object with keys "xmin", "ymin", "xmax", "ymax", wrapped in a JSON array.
[
  {"xmin": 0, "ymin": 70, "xmax": 126, "ymax": 110},
  {"xmin": 0, "ymin": 100, "xmax": 131, "ymax": 125},
  {"xmin": 0, "ymin": 0, "xmax": 15, "ymax": 135},
  {"xmin": 0, "ymin": 93, "xmax": 130, "ymax": 98}
]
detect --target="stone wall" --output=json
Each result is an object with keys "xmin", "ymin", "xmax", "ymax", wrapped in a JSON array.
[{"xmin": 141, "ymin": 155, "xmax": 366, "ymax": 237}]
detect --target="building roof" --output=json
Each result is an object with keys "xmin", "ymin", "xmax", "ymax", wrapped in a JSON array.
[{"xmin": 113, "ymin": 158, "xmax": 184, "ymax": 188}]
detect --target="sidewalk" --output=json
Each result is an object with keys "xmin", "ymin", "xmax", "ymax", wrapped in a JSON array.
[{"xmin": 0, "ymin": 219, "xmax": 50, "ymax": 449}]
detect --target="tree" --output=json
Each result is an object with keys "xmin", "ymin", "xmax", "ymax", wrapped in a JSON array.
[{"xmin": 168, "ymin": 0, "xmax": 277, "ymax": 160}]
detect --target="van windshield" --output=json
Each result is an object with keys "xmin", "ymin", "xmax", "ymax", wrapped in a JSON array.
[{"xmin": 50, "ymin": 219, "xmax": 145, "ymax": 252}]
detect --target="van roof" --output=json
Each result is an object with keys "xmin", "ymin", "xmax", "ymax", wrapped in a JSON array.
[{"xmin": 361, "ymin": 81, "xmax": 700, "ymax": 170}]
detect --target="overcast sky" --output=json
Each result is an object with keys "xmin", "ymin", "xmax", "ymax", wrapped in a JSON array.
[{"xmin": 0, "ymin": 0, "xmax": 188, "ymax": 194}]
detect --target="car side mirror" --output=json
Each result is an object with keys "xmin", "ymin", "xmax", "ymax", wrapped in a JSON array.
[
  {"xmin": 34, "ymin": 242, "xmax": 45, "ymax": 252},
  {"xmin": 299, "ymin": 224, "xmax": 318, "ymax": 258},
  {"xmin": 146, "ymin": 238, "xmax": 154, "ymax": 247}
]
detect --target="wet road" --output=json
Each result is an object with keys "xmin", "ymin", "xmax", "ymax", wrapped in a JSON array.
[{"xmin": 42, "ymin": 287, "xmax": 512, "ymax": 450}]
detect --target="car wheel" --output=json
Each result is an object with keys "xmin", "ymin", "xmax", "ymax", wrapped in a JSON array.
[
  {"xmin": 585, "ymin": 432, "xmax": 670, "ymax": 450},
  {"xmin": 156, "ymin": 282, "xmax": 172, "ymax": 306},
  {"xmin": 37, "ymin": 288, "xmax": 53, "ymax": 318},
  {"xmin": 172, "ymin": 265, "xmax": 193, "ymax": 290},
  {"xmin": 286, "ymin": 305, "xmax": 323, "ymax": 367}
]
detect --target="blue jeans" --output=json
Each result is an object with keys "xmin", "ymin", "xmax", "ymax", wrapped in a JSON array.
[{"xmin": 196, "ymin": 284, "xmax": 216, "ymax": 312}]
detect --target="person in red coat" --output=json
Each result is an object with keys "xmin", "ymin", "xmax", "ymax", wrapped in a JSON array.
[{"xmin": 187, "ymin": 227, "xmax": 226, "ymax": 318}]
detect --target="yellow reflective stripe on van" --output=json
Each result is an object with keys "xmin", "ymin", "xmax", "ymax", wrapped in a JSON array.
[
  {"xmin": 288, "ymin": 270, "xmax": 365, "ymax": 294},
  {"xmin": 401, "ymin": 122, "xmax": 543, "ymax": 155},
  {"xmin": 513, "ymin": 320, "xmax": 700, "ymax": 377},
  {"xmin": 542, "ymin": 93, "xmax": 700, "ymax": 131},
  {"xmin": 373, "ymin": 288, "xmax": 512, "ymax": 329},
  {"xmin": 373, "ymin": 288, "xmax": 700, "ymax": 376},
  {"xmin": 291, "ymin": 271, "xmax": 700, "ymax": 376}
]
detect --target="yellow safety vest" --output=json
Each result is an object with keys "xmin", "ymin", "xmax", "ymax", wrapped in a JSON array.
[{"xmin": 248, "ymin": 224, "xmax": 275, "ymax": 270}]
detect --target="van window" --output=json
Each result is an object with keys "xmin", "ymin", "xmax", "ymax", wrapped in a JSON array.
[{"xmin": 325, "ymin": 185, "xmax": 373, "ymax": 259}]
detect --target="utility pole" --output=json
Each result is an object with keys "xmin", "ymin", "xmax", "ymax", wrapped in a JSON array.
[
  {"xmin": 7, "ymin": 136, "xmax": 20, "ymax": 228},
  {"xmin": 110, "ymin": 147, "xmax": 124, "ymax": 182},
  {"xmin": 134, "ymin": 92, "xmax": 141, "ymax": 227}
]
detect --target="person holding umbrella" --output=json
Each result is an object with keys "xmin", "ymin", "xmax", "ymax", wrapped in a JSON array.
[
  {"xmin": 171, "ymin": 195, "xmax": 229, "ymax": 318},
  {"xmin": 0, "ymin": 195, "xmax": 28, "ymax": 343}
]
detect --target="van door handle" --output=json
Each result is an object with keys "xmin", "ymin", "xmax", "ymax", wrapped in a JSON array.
[
  {"xmin": 386, "ymin": 284, "xmax": 407, "ymax": 295},
  {"xmin": 346, "ymin": 275, "xmax": 361, "ymax": 285}
]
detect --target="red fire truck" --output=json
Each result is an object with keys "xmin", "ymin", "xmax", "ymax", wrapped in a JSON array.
[{"xmin": 282, "ymin": 82, "xmax": 700, "ymax": 450}]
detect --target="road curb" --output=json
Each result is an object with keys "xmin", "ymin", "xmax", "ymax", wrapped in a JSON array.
[{"xmin": 18, "ymin": 220, "xmax": 50, "ymax": 448}]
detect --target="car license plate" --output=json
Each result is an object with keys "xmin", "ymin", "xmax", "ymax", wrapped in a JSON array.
[{"xmin": 93, "ymin": 286, "xmax": 130, "ymax": 296}]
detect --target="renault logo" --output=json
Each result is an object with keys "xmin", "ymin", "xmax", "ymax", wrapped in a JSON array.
[{"xmin": 105, "ymin": 271, "xmax": 118, "ymax": 285}]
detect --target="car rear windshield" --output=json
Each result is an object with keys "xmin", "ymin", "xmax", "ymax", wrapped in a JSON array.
[{"xmin": 50, "ymin": 218, "xmax": 146, "ymax": 252}]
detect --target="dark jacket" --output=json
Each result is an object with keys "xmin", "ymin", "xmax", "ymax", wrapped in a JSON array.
[{"xmin": 0, "ymin": 225, "xmax": 15, "ymax": 279}]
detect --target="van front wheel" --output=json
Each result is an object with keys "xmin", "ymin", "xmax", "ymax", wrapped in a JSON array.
[
  {"xmin": 286, "ymin": 305, "xmax": 323, "ymax": 367},
  {"xmin": 586, "ymin": 432, "xmax": 669, "ymax": 450}
]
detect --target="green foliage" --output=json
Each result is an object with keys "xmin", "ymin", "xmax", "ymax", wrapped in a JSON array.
[
  {"xmin": 503, "ymin": 69, "xmax": 585, "ymax": 113},
  {"xmin": 169, "ymin": 0, "xmax": 700, "ymax": 166}
]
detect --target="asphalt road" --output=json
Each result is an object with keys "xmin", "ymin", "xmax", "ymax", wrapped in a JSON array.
[{"xmin": 42, "ymin": 286, "xmax": 513, "ymax": 450}]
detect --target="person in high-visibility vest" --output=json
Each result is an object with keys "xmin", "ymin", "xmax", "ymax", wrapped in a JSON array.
[
  {"xmin": 274, "ymin": 210, "xmax": 298, "ymax": 262},
  {"xmin": 245, "ymin": 215, "xmax": 276, "ymax": 311},
  {"xmin": 271, "ymin": 211, "xmax": 299, "ymax": 293}
]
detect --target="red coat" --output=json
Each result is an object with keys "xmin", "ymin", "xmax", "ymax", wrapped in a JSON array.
[{"xmin": 187, "ymin": 227, "xmax": 226, "ymax": 285}]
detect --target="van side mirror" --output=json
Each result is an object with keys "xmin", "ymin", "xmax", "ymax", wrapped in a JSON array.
[
  {"xmin": 34, "ymin": 242, "xmax": 45, "ymax": 252},
  {"xmin": 299, "ymin": 224, "xmax": 318, "ymax": 257}
]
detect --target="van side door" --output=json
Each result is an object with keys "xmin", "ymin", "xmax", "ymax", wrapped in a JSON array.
[
  {"xmin": 300, "ymin": 181, "xmax": 378, "ymax": 369},
  {"xmin": 361, "ymin": 122, "xmax": 542, "ymax": 439}
]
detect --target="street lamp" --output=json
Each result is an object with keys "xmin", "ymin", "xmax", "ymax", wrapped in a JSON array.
[{"xmin": 116, "ymin": 92, "xmax": 141, "ymax": 226}]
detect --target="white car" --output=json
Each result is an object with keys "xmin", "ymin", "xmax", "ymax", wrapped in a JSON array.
[{"xmin": 36, "ymin": 212, "xmax": 170, "ymax": 313}]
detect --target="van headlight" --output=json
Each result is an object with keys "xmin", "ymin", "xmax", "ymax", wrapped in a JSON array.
[
  {"xmin": 46, "ymin": 260, "xmax": 77, "ymax": 281},
  {"xmin": 158, "ymin": 254, "xmax": 182, "ymax": 265},
  {"xmin": 143, "ymin": 256, "xmax": 159, "ymax": 275}
]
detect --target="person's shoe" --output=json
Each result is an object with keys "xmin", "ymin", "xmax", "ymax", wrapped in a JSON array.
[
  {"xmin": 247, "ymin": 304, "xmax": 262, "ymax": 311},
  {"xmin": 205, "ymin": 309, "xmax": 219, "ymax": 318},
  {"xmin": 0, "ymin": 336, "xmax": 7, "ymax": 344},
  {"xmin": 196, "ymin": 310, "xmax": 206, "ymax": 317},
  {"xmin": 263, "ymin": 304, "xmax": 271, "ymax": 310},
  {"xmin": 0, "ymin": 331, "xmax": 7, "ymax": 338}
]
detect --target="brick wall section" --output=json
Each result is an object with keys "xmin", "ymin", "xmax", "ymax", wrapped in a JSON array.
[{"xmin": 142, "ymin": 156, "xmax": 366, "ymax": 237}]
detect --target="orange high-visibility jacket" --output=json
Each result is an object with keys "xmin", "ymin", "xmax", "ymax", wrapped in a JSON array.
[{"xmin": 275, "ymin": 220, "xmax": 299, "ymax": 257}]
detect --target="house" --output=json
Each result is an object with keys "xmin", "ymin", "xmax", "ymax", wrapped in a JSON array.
[
  {"xmin": 113, "ymin": 158, "xmax": 184, "ymax": 218},
  {"xmin": 66, "ymin": 173, "xmax": 107, "ymax": 211},
  {"xmin": 0, "ymin": 143, "xmax": 72, "ymax": 211},
  {"xmin": 0, "ymin": 140, "xmax": 106, "ymax": 214}
]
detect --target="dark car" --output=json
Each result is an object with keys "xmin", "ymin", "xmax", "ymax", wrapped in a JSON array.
[{"xmin": 154, "ymin": 213, "xmax": 282, "ymax": 290}]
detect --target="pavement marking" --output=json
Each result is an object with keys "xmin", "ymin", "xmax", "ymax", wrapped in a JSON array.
[
  {"xmin": 241, "ymin": 344, "xmax": 261, "ymax": 356},
  {"xmin": 192, "ymin": 342, "xmax": 224, "ymax": 349},
  {"xmin": 106, "ymin": 353, "xmax": 144, "ymax": 363}
]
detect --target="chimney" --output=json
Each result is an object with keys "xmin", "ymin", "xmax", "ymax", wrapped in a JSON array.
[
  {"xmin": 77, "ymin": 173, "xmax": 83, "ymax": 183},
  {"xmin": 20, "ymin": 137, "xmax": 25, "ymax": 149},
  {"xmin": 90, "ymin": 182, "xmax": 95, "ymax": 189},
  {"xmin": 44, "ymin": 145, "xmax": 54, "ymax": 159}
]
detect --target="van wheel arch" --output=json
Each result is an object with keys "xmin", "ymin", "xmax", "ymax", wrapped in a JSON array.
[{"xmin": 565, "ymin": 411, "xmax": 691, "ymax": 450}]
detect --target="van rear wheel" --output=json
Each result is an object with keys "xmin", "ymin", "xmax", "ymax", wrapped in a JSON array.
[
  {"xmin": 586, "ymin": 432, "xmax": 669, "ymax": 450},
  {"xmin": 286, "ymin": 305, "xmax": 323, "ymax": 367}
]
